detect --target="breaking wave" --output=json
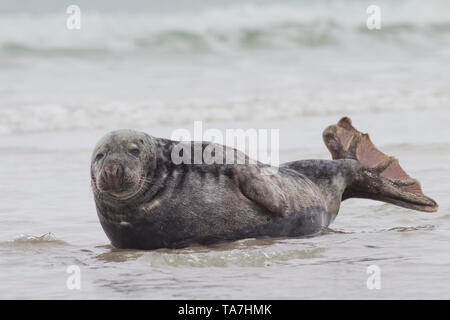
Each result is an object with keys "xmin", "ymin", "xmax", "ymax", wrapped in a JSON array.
[
  {"xmin": 0, "ymin": 93, "xmax": 447, "ymax": 135},
  {"xmin": 1, "ymin": 3, "xmax": 450, "ymax": 56},
  {"xmin": 0, "ymin": 1, "xmax": 449, "ymax": 134}
]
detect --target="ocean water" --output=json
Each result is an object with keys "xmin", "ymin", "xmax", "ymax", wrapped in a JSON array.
[{"xmin": 0, "ymin": 0, "xmax": 449, "ymax": 299}]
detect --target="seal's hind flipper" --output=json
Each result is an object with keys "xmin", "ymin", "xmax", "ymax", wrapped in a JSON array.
[
  {"xmin": 323, "ymin": 117, "xmax": 438, "ymax": 212},
  {"xmin": 323, "ymin": 117, "xmax": 387, "ymax": 164}
]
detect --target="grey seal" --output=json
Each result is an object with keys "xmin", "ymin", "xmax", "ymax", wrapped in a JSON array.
[{"xmin": 90, "ymin": 117, "xmax": 438, "ymax": 249}]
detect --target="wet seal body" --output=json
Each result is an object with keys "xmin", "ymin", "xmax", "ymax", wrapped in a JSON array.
[{"xmin": 91, "ymin": 118, "xmax": 438, "ymax": 250}]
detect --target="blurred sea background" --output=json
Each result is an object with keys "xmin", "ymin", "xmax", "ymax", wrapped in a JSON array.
[{"xmin": 0, "ymin": 0, "xmax": 449, "ymax": 299}]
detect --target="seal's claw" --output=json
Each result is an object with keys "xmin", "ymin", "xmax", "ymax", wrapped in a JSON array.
[{"xmin": 391, "ymin": 178, "xmax": 418, "ymax": 187}]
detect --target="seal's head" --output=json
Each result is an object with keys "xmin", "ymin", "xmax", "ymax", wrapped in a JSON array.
[{"xmin": 91, "ymin": 130, "xmax": 155, "ymax": 202}]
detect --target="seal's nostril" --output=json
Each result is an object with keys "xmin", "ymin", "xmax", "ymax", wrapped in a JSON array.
[
  {"xmin": 115, "ymin": 165, "xmax": 124, "ymax": 181},
  {"xmin": 103, "ymin": 163, "xmax": 124, "ymax": 188}
]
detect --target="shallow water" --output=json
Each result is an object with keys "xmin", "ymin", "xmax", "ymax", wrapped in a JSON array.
[
  {"xmin": 0, "ymin": 112, "xmax": 449, "ymax": 299},
  {"xmin": 0, "ymin": 0, "xmax": 449, "ymax": 299}
]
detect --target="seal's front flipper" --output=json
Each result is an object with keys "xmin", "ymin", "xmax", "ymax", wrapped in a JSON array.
[
  {"xmin": 235, "ymin": 165, "xmax": 289, "ymax": 217},
  {"xmin": 323, "ymin": 117, "xmax": 438, "ymax": 212}
]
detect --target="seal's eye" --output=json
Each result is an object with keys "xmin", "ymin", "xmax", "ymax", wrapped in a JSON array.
[
  {"xmin": 129, "ymin": 148, "xmax": 140, "ymax": 157},
  {"xmin": 95, "ymin": 153, "xmax": 104, "ymax": 162}
]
